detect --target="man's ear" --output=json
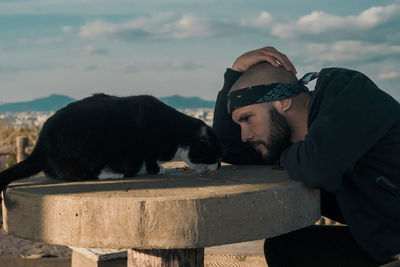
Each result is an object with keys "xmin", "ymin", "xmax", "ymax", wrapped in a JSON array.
[{"xmin": 274, "ymin": 98, "xmax": 292, "ymax": 113}]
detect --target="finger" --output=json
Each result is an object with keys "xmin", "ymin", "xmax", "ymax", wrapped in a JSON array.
[
  {"xmin": 258, "ymin": 47, "xmax": 297, "ymax": 73},
  {"xmin": 260, "ymin": 46, "xmax": 278, "ymax": 53},
  {"xmin": 279, "ymin": 54, "xmax": 297, "ymax": 74},
  {"xmin": 262, "ymin": 55, "xmax": 280, "ymax": 67},
  {"xmin": 262, "ymin": 51, "xmax": 297, "ymax": 74}
]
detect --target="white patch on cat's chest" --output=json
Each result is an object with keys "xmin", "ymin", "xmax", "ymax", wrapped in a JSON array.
[
  {"xmin": 174, "ymin": 147, "xmax": 187, "ymax": 161},
  {"xmin": 98, "ymin": 170, "xmax": 125, "ymax": 180},
  {"xmin": 98, "ymin": 166, "xmax": 124, "ymax": 180}
]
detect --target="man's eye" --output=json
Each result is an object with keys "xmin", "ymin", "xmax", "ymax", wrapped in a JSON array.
[{"xmin": 243, "ymin": 116, "xmax": 251, "ymax": 122}]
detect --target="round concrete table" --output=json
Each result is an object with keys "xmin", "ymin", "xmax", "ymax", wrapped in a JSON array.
[{"xmin": 2, "ymin": 162, "xmax": 320, "ymax": 266}]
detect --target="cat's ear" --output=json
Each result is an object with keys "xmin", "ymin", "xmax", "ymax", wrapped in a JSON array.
[
  {"xmin": 198, "ymin": 125, "xmax": 219, "ymax": 149},
  {"xmin": 198, "ymin": 125, "xmax": 212, "ymax": 142}
]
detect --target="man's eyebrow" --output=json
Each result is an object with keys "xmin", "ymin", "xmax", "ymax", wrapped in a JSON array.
[{"xmin": 237, "ymin": 112, "xmax": 253, "ymax": 122}]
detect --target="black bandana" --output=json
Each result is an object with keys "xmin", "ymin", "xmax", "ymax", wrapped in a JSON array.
[{"xmin": 227, "ymin": 72, "xmax": 319, "ymax": 114}]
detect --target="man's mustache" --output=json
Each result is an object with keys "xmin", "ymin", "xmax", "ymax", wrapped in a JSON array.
[{"xmin": 249, "ymin": 141, "xmax": 264, "ymax": 148}]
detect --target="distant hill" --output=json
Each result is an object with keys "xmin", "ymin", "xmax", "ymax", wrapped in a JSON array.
[
  {"xmin": 0, "ymin": 94, "xmax": 216, "ymax": 113},
  {"xmin": 0, "ymin": 94, "xmax": 76, "ymax": 113},
  {"xmin": 159, "ymin": 95, "xmax": 215, "ymax": 109}
]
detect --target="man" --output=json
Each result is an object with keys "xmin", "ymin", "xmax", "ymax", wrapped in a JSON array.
[{"xmin": 213, "ymin": 47, "xmax": 400, "ymax": 266}]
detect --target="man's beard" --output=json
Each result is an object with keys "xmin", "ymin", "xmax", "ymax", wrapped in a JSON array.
[{"xmin": 250, "ymin": 108, "xmax": 292, "ymax": 164}]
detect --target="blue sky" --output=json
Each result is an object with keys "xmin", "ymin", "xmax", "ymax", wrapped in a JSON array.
[{"xmin": 1, "ymin": 0, "xmax": 400, "ymax": 102}]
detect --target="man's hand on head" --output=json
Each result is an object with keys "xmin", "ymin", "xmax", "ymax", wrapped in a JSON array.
[{"xmin": 232, "ymin": 46, "xmax": 297, "ymax": 74}]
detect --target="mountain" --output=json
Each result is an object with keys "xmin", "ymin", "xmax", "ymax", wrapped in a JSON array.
[
  {"xmin": 0, "ymin": 94, "xmax": 76, "ymax": 113},
  {"xmin": 0, "ymin": 94, "xmax": 216, "ymax": 113},
  {"xmin": 159, "ymin": 95, "xmax": 215, "ymax": 109}
]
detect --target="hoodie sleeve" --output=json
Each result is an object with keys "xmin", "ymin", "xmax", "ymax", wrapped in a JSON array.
[
  {"xmin": 213, "ymin": 68, "xmax": 263, "ymax": 164},
  {"xmin": 280, "ymin": 69, "xmax": 400, "ymax": 191}
]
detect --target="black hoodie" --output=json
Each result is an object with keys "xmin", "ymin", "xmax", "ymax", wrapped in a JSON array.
[{"xmin": 213, "ymin": 67, "xmax": 400, "ymax": 261}]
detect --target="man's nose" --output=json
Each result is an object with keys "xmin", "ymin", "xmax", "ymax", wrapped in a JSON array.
[{"xmin": 241, "ymin": 127, "xmax": 253, "ymax": 143}]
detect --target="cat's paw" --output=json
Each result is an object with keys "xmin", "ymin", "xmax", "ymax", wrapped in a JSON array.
[
  {"xmin": 98, "ymin": 171, "xmax": 124, "ymax": 180},
  {"xmin": 136, "ymin": 163, "xmax": 147, "ymax": 175},
  {"xmin": 158, "ymin": 166, "xmax": 165, "ymax": 174}
]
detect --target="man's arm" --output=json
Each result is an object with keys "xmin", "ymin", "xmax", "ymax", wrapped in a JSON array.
[
  {"xmin": 232, "ymin": 46, "xmax": 297, "ymax": 74},
  {"xmin": 280, "ymin": 69, "xmax": 400, "ymax": 191},
  {"xmin": 213, "ymin": 69, "xmax": 263, "ymax": 164}
]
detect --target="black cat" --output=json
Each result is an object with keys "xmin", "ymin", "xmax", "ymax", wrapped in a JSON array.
[{"xmin": 0, "ymin": 94, "xmax": 221, "ymax": 194}]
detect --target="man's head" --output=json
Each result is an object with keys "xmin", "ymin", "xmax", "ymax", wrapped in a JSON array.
[
  {"xmin": 229, "ymin": 62, "xmax": 305, "ymax": 164},
  {"xmin": 231, "ymin": 62, "xmax": 298, "ymax": 90}
]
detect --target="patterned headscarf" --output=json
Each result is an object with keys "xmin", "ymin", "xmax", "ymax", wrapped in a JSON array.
[{"xmin": 227, "ymin": 72, "xmax": 319, "ymax": 114}]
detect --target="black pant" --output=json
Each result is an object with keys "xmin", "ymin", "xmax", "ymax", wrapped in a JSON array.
[{"xmin": 263, "ymin": 191, "xmax": 391, "ymax": 267}]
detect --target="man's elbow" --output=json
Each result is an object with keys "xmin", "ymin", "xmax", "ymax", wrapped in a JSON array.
[{"xmin": 285, "ymin": 161, "xmax": 343, "ymax": 192}]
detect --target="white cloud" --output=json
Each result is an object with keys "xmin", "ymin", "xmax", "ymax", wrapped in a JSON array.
[
  {"xmin": 355, "ymin": 4, "xmax": 398, "ymax": 28},
  {"xmin": 83, "ymin": 45, "xmax": 108, "ymax": 55},
  {"xmin": 62, "ymin": 26, "xmax": 73, "ymax": 33},
  {"xmin": 78, "ymin": 13, "xmax": 224, "ymax": 41},
  {"xmin": 378, "ymin": 71, "xmax": 399, "ymax": 80},
  {"xmin": 171, "ymin": 14, "xmax": 213, "ymax": 38},
  {"xmin": 73, "ymin": 4, "xmax": 399, "ymax": 43},
  {"xmin": 123, "ymin": 59, "xmax": 204, "ymax": 73},
  {"xmin": 306, "ymin": 41, "xmax": 400, "ymax": 63},
  {"xmin": 73, "ymin": 45, "xmax": 109, "ymax": 55},
  {"xmin": 271, "ymin": 3, "xmax": 399, "ymax": 39},
  {"xmin": 79, "ymin": 20, "xmax": 119, "ymax": 39},
  {"xmin": 241, "ymin": 11, "xmax": 273, "ymax": 27},
  {"xmin": 168, "ymin": 59, "xmax": 204, "ymax": 70}
]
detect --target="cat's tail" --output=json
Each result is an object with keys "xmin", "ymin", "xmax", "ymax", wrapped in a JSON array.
[{"xmin": 0, "ymin": 149, "xmax": 44, "ymax": 196}]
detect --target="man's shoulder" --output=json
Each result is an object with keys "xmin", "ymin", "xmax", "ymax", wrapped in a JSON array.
[
  {"xmin": 318, "ymin": 67, "xmax": 362, "ymax": 83},
  {"xmin": 315, "ymin": 67, "xmax": 380, "ymax": 96},
  {"xmin": 311, "ymin": 67, "xmax": 357, "ymax": 102},
  {"xmin": 311, "ymin": 67, "xmax": 400, "ymax": 117}
]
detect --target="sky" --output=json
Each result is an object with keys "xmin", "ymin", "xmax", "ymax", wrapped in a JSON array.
[{"xmin": 1, "ymin": 0, "xmax": 400, "ymax": 103}]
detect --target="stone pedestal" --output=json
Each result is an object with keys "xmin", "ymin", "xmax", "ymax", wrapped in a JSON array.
[
  {"xmin": 70, "ymin": 247, "xmax": 127, "ymax": 267},
  {"xmin": 128, "ymin": 248, "xmax": 204, "ymax": 267},
  {"xmin": 2, "ymin": 163, "xmax": 320, "ymax": 267}
]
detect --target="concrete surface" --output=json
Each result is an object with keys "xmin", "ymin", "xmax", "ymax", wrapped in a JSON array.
[
  {"xmin": 71, "ymin": 249, "xmax": 127, "ymax": 267},
  {"xmin": 71, "ymin": 239, "xmax": 268, "ymax": 267},
  {"xmin": 205, "ymin": 239, "xmax": 267, "ymax": 267},
  {"xmin": 2, "ymin": 162, "xmax": 320, "ymax": 249},
  {"xmin": 0, "ymin": 238, "xmax": 268, "ymax": 267},
  {"xmin": 0, "ymin": 257, "xmax": 70, "ymax": 267}
]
